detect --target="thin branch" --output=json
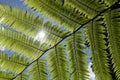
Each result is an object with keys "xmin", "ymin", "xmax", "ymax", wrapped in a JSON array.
[{"xmin": 10, "ymin": 1, "xmax": 120, "ymax": 79}]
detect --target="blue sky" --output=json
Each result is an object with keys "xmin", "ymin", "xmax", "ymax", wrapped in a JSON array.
[{"xmin": 0, "ymin": 0, "xmax": 95, "ymax": 80}]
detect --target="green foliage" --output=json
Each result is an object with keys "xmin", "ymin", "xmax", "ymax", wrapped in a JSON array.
[
  {"xmin": 47, "ymin": 45, "xmax": 69, "ymax": 80},
  {"xmin": 85, "ymin": 17, "xmax": 112, "ymax": 80},
  {"xmin": 28, "ymin": 59, "xmax": 48, "ymax": 80},
  {"xmin": 0, "ymin": 0, "xmax": 120, "ymax": 80},
  {"xmin": 66, "ymin": 31, "xmax": 88, "ymax": 80},
  {"xmin": 104, "ymin": 8, "xmax": 120, "ymax": 79}
]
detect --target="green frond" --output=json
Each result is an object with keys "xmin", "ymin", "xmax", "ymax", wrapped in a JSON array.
[
  {"xmin": 104, "ymin": 8, "xmax": 120, "ymax": 79},
  {"xmin": 28, "ymin": 59, "xmax": 48, "ymax": 80},
  {"xmin": 102, "ymin": 0, "xmax": 117, "ymax": 6},
  {"xmin": 13, "ymin": 73, "xmax": 28, "ymax": 80},
  {"xmin": 85, "ymin": 17, "xmax": 112, "ymax": 80},
  {"xmin": 47, "ymin": 45, "xmax": 69, "ymax": 80},
  {"xmin": 0, "ymin": 4, "xmax": 69, "ymax": 46},
  {"xmin": 66, "ymin": 31, "xmax": 88, "ymax": 80},
  {"xmin": 0, "ymin": 26, "xmax": 44, "ymax": 59},
  {"xmin": 0, "ymin": 71, "xmax": 14, "ymax": 80},
  {"xmin": 0, "ymin": 51, "xmax": 29, "ymax": 74},
  {"xmin": 24, "ymin": 0, "xmax": 89, "ymax": 31}
]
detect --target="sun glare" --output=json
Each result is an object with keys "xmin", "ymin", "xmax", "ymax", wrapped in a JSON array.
[
  {"xmin": 0, "ymin": 18, "xmax": 4, "ymax": 23},
  {"xmin": 38, "ymin": 31, "xmax": 45, "ymax": 39},
  {"xmin": 34, "ymin": 31, "xmax": 46, "ymax": 43}
]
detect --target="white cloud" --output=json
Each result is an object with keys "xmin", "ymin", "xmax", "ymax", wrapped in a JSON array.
[
  {"xmin": 0, "ymin": 46, "xmax": 5, "ymax": 51},
  {"xmin": 88, "ymin": 62, "xmax": 95, "ymax": 80}
]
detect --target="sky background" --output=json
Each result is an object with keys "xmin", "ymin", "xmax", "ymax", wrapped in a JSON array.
[{"xmin": 0, "ymin": 0, "xmax": 95, "ymax": 80}]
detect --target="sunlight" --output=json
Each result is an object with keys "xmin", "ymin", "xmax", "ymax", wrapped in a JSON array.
[
  {"xmin": 34, "ymin": 31, "xmax": 46, "ymax": 43},
  {"xmin": 38, "ymin": 31, "xmax": 45, "ymax": 39},
  {"xmin": 0, "ymin": 18, "xmax": 4, "ymax": 23}
]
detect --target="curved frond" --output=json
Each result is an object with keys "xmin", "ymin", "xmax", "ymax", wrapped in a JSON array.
[
  {"xmin": 66, "ymin": 31, "xmax": 88, "ymax": 80},
  {"xmin": 85, "ymin": 17, "xmax": 112, "ymax": 80},
  {"xmin": 47, "ymin": 45, "xmax": 69, "ymax": 80},
  {"xmin": 104, "ymin": 8, "xmax": 120, "ymax": 79}
]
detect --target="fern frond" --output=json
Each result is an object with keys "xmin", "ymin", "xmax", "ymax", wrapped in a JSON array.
[
  {"xmin": 0, "ymin": 51, "xmax": 29, "ymax": 74},
  {"xmin": 47, "ymin": 45, "xmax": 69, "ymax": 80},
  {"xmin": 0, "ymin": 4, "xmax": 66, "ymax": 44},
  {"xmin": 104, "ymin": 8, "xmax": 120, "ymax": 79},
  {"xmin": 85, "ymin": 17, "xmax": 112, "ymax": 80},
  {"xmin": 24, "ymin": 0, "xmax": 89, "ymax": 31},
  {"xmin": 13, "ymin": 73, "xmax": 28, "ymax": 80},
  {"xmin": 102, "ymin": 0, "xmax": 117, "ymax": 6},
  {"xmin": 66, "ymin": 31, "xmax": 88, "ymax": 80},
  {"xmin": 28, "ymin": 59, "xmax": 48, "ymax": 80},
  {"xmin": 0, "ymin": 26, "xmax": 44, "ymax": 59},
  {"xmin": 0, "ymin": 71, "xmax": 14, "ymax": 80}
]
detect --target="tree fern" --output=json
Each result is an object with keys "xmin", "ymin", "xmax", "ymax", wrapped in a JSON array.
[{"xmin": 0, "ymin": 0, "xmax": 120, "ymax": 80}]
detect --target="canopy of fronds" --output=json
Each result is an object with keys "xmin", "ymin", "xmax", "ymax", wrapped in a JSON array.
[{"xmin": 0, "ymin": 0, "xmax": 120, "ymax": 80}]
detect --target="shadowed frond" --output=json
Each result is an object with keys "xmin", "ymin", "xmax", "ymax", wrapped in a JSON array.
[
  {"xmin": 104, "ymin": 8, "xmax": 120, "ymax": 79},
  {"xmin": 64, "ymin": 0, "xmax": 107, "ymax": 18},
  {"xmin": 24, "ymin": 0, "xmax": 89, "ymax": 31},
  {"xmin": 102, "ymin": 0, "xmax": 117, "ymax": 6},
  {"xmin": 66, "ymin": 31, "xmax": 88, "ymax": 80},
  {"xmin": 85, "ymin": 17, "xmax": 112, "ymax": 80}
]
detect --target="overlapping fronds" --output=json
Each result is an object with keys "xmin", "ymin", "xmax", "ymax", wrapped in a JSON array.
[
  {"xmin": 64, "ymin": 0, "xmax": 107, "ymax": 18},
  {"xmin": 24, "ymin": 0, "xmax": 89, "ymax": 31},
  {"xmin": 0, "ymin": 51, "xmax": 29, "ymax": 74},
  {"xmin": 85, "ymin": 17, "xmax": 112, "ymax": 80},
  {"xmin": 0, "ymin": 4, "xmax": 68, "ymax": 46},
  {"xmin": 28, "ymin": 59, "xmax": 48, "ymax": 80},
  {"xmin": 104, "ymin": 8, "xmax": 120, "ymax": 79},
  {"xmin": 47, "ymin": 45, "xmax": 69, "ymax": 80},
  {"xmin": 0, "ymin": 26, "xmax": 44, "ymax": 59},
  {"xmin": 66, "ymin": 31, "xmax": 88, "ymax": 80},
  {"xmin": 0, "ymin": 0, "xmax": 120, "ymax": 80}
]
